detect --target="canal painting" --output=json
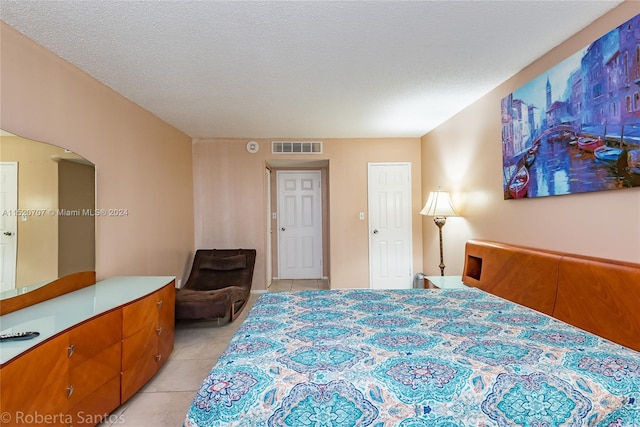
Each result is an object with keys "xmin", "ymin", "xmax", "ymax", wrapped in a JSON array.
[{"xmin": 501, "ymin": 13, "xmax": 640, "ymax": 199}]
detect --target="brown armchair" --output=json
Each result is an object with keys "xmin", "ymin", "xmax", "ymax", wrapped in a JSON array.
[{"xmin": 175, "ymin": 249, "xmax": 256, "ymax": 322}]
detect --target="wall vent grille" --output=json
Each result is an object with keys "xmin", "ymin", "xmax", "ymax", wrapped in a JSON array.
[{"xmin": 272, "ymin": 141, "xmax": 323, "ymax": 154}]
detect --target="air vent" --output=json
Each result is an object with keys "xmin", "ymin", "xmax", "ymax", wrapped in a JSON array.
[{"xmin": 272, "ymin": 141, "xmax": 323, "ymax": 154}]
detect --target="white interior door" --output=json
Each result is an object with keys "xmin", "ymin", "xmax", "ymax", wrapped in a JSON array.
[
  {"xmin": 277, "ymin": 170, "xmax": 322, "ymax": 279},
  {"xmin": 368, "ymin": 162, "xmax": 413, "ymax": 289},
  {"xmin": 0, "ymin": 162, "xmax": 18, "ymax": 292}
]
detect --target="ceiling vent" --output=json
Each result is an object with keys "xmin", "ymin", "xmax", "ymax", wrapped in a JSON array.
[{"xmin": 272, "ymin": 141, "xmax": 323, "ymax": 154}]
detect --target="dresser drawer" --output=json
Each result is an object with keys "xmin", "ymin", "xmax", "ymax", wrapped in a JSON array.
[
  {"xmin": 0, "ymin": 333, "xmax": 70, "ymax": 424},
  {"xmin": 157, "ymin": 283, "xmax": 175, "ymax": 363},
  {"xmin": 121, "ymin": 320, "xmax": 157, "ymax": 371},
  {"xmin": 157, "ymin": 282, "xmax": 175, "ymax": 319},
  {"xmin": 68, "ymin": 342, "xmax": 121, "ymax": 407},
  {"xmin": 69, "ymin": 309, "xmax": 121, "ymax": 366},
  {"xmin": 121, "ymin": 345, "xmax": 159, "ymax": 402},
  {"xmin": 157, "ymin": 328, "xmax": 174, "ymax": 368},
  {"xmin": 121, "ymin": 319, "xmax": 160, "ymax": 402},
  {"xmin": 122, "ymin": 292, "xmax": 160, "ymax": 338},
  {"xmin": 67, "ymin": 375, "xmax": 121, "ymax": 427}
]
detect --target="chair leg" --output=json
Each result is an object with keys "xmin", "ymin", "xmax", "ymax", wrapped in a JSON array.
[{"xmin": 229, "ymin": 300, "xmax": 248, "ymax": 323}]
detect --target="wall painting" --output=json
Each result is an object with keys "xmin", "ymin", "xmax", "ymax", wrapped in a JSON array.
[{"xmin": 501, "ymin": 14, "xmax": 640, "ymax": 199}]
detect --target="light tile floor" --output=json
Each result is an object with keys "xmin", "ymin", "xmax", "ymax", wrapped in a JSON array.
[
  {"xmin": 102, "ymin": 279, "xmax": 328, "ymax": 427},
  {"xmin": 267, "ymin": 278, "xmax": 330, "ymax": 292}
]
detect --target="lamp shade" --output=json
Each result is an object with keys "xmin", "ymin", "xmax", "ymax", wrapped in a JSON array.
[{"xmin": 420, "ymin": 190, "xmax": 459, "ymax": 217}]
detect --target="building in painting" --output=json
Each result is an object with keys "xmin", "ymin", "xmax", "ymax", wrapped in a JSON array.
[
  {"xmin": 618, "ymin": 14, "xmax": 640, "ymax": 126},
  {"xmin": 546, "ymin": 100, "xmax": 571, "ymax": 128}
]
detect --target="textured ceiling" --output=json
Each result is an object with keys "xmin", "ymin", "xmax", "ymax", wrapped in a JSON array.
[{"xmin": 0, "ymin": 1, "xmax": 625, "ymax": 139}]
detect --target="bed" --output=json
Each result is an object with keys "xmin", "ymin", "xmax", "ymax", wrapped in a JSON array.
[{"xmin": 183, "ymin": 240, "xmax": 640, "ymax": 426}]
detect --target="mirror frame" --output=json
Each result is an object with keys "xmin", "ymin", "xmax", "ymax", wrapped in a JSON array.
[{"xmin": 0, "ymin": 271, "xmax": 96, "ymax": 315}]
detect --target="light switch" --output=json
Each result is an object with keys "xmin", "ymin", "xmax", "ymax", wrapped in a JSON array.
[
  {"xmin": 359, "ymin": 212, "xmax": 365, "ymax": 220},
  {"xmin": 272, "ymin": 212, "xmax": 277, "ymax": 219}
]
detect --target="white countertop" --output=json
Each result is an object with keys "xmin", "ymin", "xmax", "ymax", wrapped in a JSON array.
[{"xmin": 0, "ymin": 276, "xmax": 174, "ymax": 365}]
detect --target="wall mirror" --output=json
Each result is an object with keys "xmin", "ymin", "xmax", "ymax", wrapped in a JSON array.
[{"xmin": 0, "ymin": 130, "xmax": 95, "ymax": 300}]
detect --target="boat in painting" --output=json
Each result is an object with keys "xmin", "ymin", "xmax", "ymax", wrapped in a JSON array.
[
  {"xmin": 628, "ymin": 149, "xmax": 640, "ymax": 175},
  {"xmin": 594, "ymin": 145, "xmax": 622, "ymax": 162},
  {"xmin": 508, "ymin": 166, "xmax": 530, "ymax": 199},
  {"xmin": 577, "ymin": 136, "xmax": 604, "ymax": 152},
  {"xmin": 525, "ymin": 151, "xmax": 536, "ymax": 167}
]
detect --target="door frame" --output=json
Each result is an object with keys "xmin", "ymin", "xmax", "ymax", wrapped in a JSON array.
[
  {"xmin": 265, "ymin": 167, "xmax": 273, "ymax": 288},
  {"xmin": 367, "ymin": 161, "xmax": 413, "ymax": 289}
]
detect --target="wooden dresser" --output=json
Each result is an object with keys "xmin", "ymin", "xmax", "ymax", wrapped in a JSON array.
[
  {"xmin": 0, "ymin": 276, "xmax": 175, "ymax": 427},
  {"xmin": 121, "ymin": 282, "xmax": 175, "ymax": 402}
]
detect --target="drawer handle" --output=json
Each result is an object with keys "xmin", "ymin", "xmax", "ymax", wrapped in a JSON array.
[
  {"xmin": 156, "ymin": 326, "xmax": 163, "ymax": 336},
  {"xmin": 155, "ymin": 353, "xmax": 162, "ymax": 362},
  {"xmin": 66, "ymin": 385, "xmax": 74, "ymax": 398},
  {"xmin": 157, "ymin": 300, "xmax": 163, "ymax": 309},
  {"xmin": 67, "ymin": 344, "xmax": 75, "ymax": 358}
]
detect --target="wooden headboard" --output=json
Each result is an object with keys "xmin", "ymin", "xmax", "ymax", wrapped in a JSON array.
[{"xmin": 462, "ymin": 239, "xmax": 640, "ymax": 352}]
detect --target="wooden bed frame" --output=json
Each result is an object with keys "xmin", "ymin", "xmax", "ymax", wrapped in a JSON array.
[{"xmin": 462, "ymin": 240, "xmax": 640, "ymax": 352}]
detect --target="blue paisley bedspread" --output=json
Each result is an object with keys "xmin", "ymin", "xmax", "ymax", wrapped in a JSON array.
[{"xmin": 183, "ymin": 288, "xmax": 640, "ymax": 427}]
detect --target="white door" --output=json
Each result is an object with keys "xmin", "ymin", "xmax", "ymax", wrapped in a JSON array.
[
  {"xmin": 277, "ymin": 170, "xmax": 322, "ymax": 279},
  {"xmin": 265, "ymin": 168, "xmax": 273, "ymax": 288},
  {"xmin": 0, "ymin": 162, "xmax": 18, "ymax": 292},
  {"xmin": 368, "ymin": 162, "xmax": 413, "ymax": 289}
]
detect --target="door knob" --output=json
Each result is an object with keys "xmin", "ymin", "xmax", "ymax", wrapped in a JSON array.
[
  {"xmin": 3, "ymin": 232, "xmax": 13, "ymax": 236},
  {"xmin": 373, "ymin": 229, "xmax": 379, "ymax": 234},
  {"xmin": 281, "ymin": 227, "xmax": 286, "ymax": 231}
]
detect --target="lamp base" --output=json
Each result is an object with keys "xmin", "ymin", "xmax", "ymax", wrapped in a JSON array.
[{"xmin": 433, "ymin": 216, "xmax": 447, "ymax": 276}]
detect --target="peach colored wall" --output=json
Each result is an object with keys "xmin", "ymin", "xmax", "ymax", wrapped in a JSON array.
[
  {"xmin": 421, "ymin": 1, "xmax": 640, "ymax": 276},
  {"xmin": 1, "ymin": 22, "xmax": 195, "ymax": 284},
  {"xmin": 193, "ymin": 138, "xmax": 423, "ymax": 290},
  {"xmin": 326, "ymin": 139, "xmax": 423, "ymax": 289}
]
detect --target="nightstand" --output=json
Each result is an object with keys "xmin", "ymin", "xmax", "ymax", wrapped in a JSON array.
[{"xmin": 424, "ymin": 275, "xmax": 466, "ymax": 289}]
